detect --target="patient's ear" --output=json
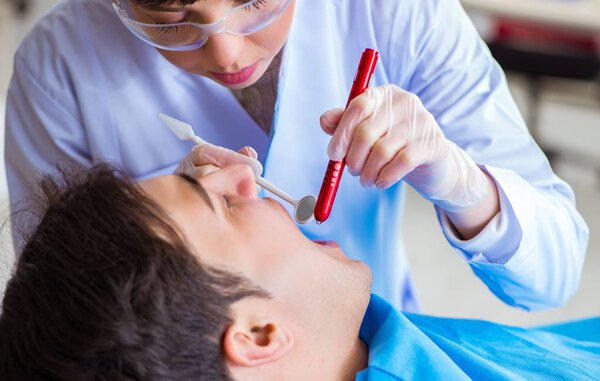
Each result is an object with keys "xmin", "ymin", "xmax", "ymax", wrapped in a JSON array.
[{"xmin": 223, "ymin": 319, "xmax": 294, "ymax": 367}]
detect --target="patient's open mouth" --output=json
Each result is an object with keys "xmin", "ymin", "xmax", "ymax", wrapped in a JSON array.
[
  {"xmin": 314, "ymin": 240, "xmax": 340, "ymax": 248},
  {"xmin": 313, "ymin": 240, "xmax": 348, "ymax": 260}
]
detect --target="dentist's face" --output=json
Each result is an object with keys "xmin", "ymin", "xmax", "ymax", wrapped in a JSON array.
[
  {"xmin": 133, "ymin": 0, "xmax": 296, "ymax": 89},
  {"xmin": 139, "ymin": 165, "xmax": 371, "ymax": 339}
]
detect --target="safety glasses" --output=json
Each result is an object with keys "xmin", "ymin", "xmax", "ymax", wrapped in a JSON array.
[{"xmin": 112, "ymin": 0, "xmax": 292, "ymax": 51}]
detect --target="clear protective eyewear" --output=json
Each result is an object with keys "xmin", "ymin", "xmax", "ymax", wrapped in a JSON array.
[{"xmin": 112, "ymin": 0, "xmax": 292, "ymax": 51}]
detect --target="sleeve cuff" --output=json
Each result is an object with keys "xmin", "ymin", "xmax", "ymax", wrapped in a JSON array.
[{"xmin": 436, "ymin": 165, "xmax": 523, "ymax": 264}]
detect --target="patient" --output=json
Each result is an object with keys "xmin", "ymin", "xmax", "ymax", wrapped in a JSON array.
[{"xmin": 1, "ymin": 163, "xmax": 599, "ymax": 380}]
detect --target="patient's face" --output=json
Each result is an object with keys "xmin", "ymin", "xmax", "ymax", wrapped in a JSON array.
[{"xmin": 140, "ymin": 165, "xmax": 371, "ymax": 330}]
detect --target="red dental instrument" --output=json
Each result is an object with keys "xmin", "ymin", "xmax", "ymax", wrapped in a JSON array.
[{"xmin": 314, "ymin": 48, "xmax": 379, "ymax": 224}]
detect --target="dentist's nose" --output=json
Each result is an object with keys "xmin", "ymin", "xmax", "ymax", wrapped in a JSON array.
[{"xmin": 203, "ymin": 33, "xmax": 244, "ymax": 70}]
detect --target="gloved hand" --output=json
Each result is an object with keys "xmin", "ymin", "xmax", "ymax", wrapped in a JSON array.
[
  {"xmin": 320, "ymin": 84, "xmax": 489, "ymax": 212},
  {"xmin": 176, "ymin": 144, "xmax": 263, "ymax": 178}
]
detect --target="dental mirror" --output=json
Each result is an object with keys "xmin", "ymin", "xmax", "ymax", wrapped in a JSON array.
[{"xmin": 255, "ymin": 176, "xmax": 317, "ymax": 224}]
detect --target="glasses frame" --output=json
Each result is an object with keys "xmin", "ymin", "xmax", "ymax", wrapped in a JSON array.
[{"xmin": 112, "ymin": 0, "xmax": 292, "ymax": 51}]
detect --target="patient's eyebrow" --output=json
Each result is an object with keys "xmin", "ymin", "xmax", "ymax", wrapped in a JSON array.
[{"xmin": 176, "ymin": 173, "xmax": 215, "ymax": 212}]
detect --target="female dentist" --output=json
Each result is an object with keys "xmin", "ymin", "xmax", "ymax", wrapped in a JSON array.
[{"xmin": 5, "ymin": 0, "xmax": 588, "ymax": 311}]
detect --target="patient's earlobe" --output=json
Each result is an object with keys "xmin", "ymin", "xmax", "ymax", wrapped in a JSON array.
[{"xmin": 223, "ymin": 321, "xmax": 294, "ymax": 367}]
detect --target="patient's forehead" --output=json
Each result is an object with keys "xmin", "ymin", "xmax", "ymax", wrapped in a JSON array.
[
  {"xmin": 139, "ymin": 174, "xmax": 177, "ymax": 191},
  {"xmin": 141, "ymin": 175, "xmax": 197, "ymax": 200}
]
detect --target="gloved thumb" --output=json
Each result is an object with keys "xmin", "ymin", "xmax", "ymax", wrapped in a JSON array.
[
  {"xmin": 193, "ymin": 144, "xmax": 264, "ymax": 176},
  {"xmin": 238, "ymin": 146, "xmax": 259, "ymax": 160},
  {"xmin": 320, "ymin": 108, "xmax": 345, "ymax": 135}
]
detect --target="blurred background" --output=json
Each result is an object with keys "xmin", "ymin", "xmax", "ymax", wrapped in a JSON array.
[{"xmin": 0, "ymin": 0, "xmax": 599, "ymax": 326}]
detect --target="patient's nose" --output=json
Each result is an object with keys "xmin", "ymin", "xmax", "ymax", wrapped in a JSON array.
[{"xmin": 217, "ymin": 164, "xmax": 258, "ymax": 199}]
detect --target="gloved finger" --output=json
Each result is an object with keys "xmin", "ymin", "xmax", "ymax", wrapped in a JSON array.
[
  {"xmin": 374, "ymin": 147, "xmax": 422, "ymax": 190},
  {"xmin": 327, "ymin": 93, "xmax": 376, "ymax": 161},
  {"xmin": 188, "ymin": 164, "xmax": 220, "ymax": 178},
  {"xmin": 175, "ymin": 150, "xmax": 220, "ymax": 177},
  {"xmin": 238, "ymin": 146, "xmax": 258, "ymax": 160},
  {"xmin": 360, "ymin": 134, "xmax": 408, "ymax": 187},
  {"xmin": 357, "ymin": 87, "xmax": 410, "ymax": 185},
  {"xmin": 320, "ymin": 108, "xmax": 345, "ymax": 135},
  {"xmin": 192, "ymin": 144, "xmax": 263, "ymax": 176},
  {"xmin": 345, "ymin": 116, "xmax": 387, "ymax": 177}
]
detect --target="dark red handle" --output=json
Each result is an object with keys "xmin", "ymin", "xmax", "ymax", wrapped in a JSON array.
[{"xmin": 315, "ymin": 48, "xmax": 379, "ymax": 224}]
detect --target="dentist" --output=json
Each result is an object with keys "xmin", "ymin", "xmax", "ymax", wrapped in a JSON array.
[{"xmin": 5, "ymin": 0, "xmax": 588, "ymax": 311}]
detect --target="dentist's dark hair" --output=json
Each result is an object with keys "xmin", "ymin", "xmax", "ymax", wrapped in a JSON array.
[
  {"xmin": 0, "ymin": 163, "xmax": 265, "ymax": 380},
  {"xmin": 132, "ymin": 0, "xmax": 197, "ymax": 7}
]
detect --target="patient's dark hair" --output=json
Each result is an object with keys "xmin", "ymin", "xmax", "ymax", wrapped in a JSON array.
[{"xmin": 0, "ymin": 164, "xmax": 264, "ymax": 380}]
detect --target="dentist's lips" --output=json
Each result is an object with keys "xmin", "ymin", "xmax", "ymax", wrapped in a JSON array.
[{"xmin": 210, "ymin": 62, "xmax": 258, "ymax": 85}]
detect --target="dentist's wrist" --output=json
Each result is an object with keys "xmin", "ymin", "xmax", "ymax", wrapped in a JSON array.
[{"xmin": 444, "ymin": 171, "xmax": 500, "ymax": 240}]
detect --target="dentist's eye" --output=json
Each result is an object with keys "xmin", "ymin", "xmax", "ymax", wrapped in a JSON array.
[
  {"xmin": 150, "ymin": 11, "xmax": 190, "ymax": 32},
  {"xmin": 242, "ymin": 0, "xmax": 269, "ymax": 11},
  {"xmin": 156, "ymin": 24, "xmax": 181, "ymax": 34}
]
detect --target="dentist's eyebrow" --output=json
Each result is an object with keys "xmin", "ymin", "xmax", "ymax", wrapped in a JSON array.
[
  {"xmin": 139, "ymin": 0, "xmax": 209, "ymax": 12},
  {"xmin": 176, "ymin": 173, "xmax": 215, "ymax": 212}
]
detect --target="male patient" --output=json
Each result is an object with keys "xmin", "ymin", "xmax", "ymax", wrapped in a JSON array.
[{"xmin": 1, "ymin": 163, "xmax": 599, "ymax": 380}]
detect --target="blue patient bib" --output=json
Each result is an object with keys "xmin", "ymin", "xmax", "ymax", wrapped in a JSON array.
[{"xmin": 357, "ymin": 294, "xmax": 600, "ymax": 380}]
